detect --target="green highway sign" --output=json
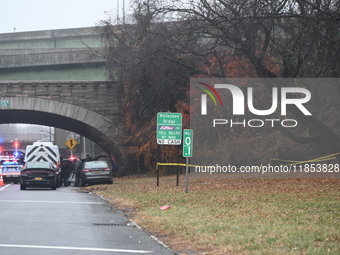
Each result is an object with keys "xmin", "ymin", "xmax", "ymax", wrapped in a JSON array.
[
  {"xmin": 0, "ymin": 100, "xmax": 9, "ymax": 107},
  {"xmin": 157, "ymin": 112, "xmax": 182, "ymax": 145},
  {"xmin": 183, "ymin": 129, "xmax": 193, "ymax": 157}
]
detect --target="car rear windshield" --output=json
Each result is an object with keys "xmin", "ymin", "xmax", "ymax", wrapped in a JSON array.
[
  {"xmin": 85, "ymin": 161, "xmax": 108, "ymax": 168},
  {"xmin": 26, "ymin": 162, "xmax": 51, "ymax": 169}
]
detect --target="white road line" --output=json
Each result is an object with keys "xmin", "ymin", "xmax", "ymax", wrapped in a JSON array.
[
  {"xmin": 0, "ymin": 244, "xmax": 154, "ymax": 253},
  {"xmin": 0, "ymin": 184, "xmax": 11, "ymax": 191},
  {"xmin": 0, "ymin": 200, "xmax": 104, "ymax": 204},
  {"xmin": 130, "ymin": 220, "xmax": 169, "ymax": 249}
]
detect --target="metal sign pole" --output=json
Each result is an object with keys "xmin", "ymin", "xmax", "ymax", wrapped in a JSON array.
[
  {"xmin": 183, "ymin": 129, "xmax": 193, "ymax": 193},
  {"xmin": 185, "ymin": 157, "xmax": 189, "ymax": 193},
  {"xmin": 176, "ymin": 146, "xmax": 179, "ymax": 186},
  {"xmin": 157, "ymin": 145, "xmax": 160, "ymax": 186}
]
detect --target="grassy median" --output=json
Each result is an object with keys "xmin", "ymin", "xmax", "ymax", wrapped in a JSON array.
[{"xmin": 81, "ymin": 175, "xmax": 340, "ymax": 255}]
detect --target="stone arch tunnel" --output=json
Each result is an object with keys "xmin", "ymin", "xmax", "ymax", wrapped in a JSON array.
[{"xmin": 0, "ymin": 82, "xmax": 125, "ymax": 175}]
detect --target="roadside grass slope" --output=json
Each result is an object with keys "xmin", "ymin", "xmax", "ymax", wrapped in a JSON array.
[{"xmin": 81, "ymin": 176, "xmax": 340, "ymax": 255}]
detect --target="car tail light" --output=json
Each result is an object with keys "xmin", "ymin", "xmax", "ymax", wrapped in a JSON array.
[
  {"xmin": 103, "ymin": 168, "xmax": 111, "ymax": 171},
  {"xmin": 82, "ymin": 169, "xmax": 91, "ymax": 172}
]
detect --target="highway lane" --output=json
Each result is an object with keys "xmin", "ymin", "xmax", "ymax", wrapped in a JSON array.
[{"xmin": 0, "ymin": 184, "xmax": 174, "ymax": 255}]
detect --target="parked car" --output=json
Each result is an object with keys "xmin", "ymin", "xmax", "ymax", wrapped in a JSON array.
[
  {"xmin": 80, "ymin": 161, "xmax": 113, "ymax": 186},
  {"xmin": 20, "ymin": 162, "xmax": 57, "ymax": 190}
]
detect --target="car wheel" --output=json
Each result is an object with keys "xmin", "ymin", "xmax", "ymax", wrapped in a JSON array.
[
  {"xmin": 81, "ymin": 180, "xmax": 86, "ymax": 187},
  {"xmin": 51, "ymin": 185, "xmax": 57, "ymax": 190},
  {"xmin": 20, "ymin": 184, "xmax": 26, "ymax": 190}
]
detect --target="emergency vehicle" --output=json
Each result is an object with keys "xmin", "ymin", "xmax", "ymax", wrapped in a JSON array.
[
  {"xmin": 24, "ymin": 142, "xmax": 61, "ymax": 186},
  {"xmin": 0, "ymin": 150, "xmax": 24, "ymax": 183}
]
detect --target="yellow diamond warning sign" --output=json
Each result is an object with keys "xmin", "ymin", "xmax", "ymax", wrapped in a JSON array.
[{"xmin": 66, "ymin": 137, "xmax": 77, "ymax": 149}]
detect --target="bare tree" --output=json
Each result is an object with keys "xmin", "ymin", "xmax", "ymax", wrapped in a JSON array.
[
  {"xmin": 99, "ymin": 1, "xmax": 195, "ymax": 172},
  {"xmin": 154, "ymin": 0, "xmax": 340, "ymax": 160},
  {"xmin": 100, "ymin": 0, "xmax": 340, "ymax": 168}
]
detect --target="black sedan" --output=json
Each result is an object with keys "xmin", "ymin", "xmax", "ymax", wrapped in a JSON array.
[
  {"xmin": 20, "ymin": 162, "xmax": 57, "ymax": 190},
  {"xmin": 80, "ymin": 161, "xmax": 113, "ymax": 186}
]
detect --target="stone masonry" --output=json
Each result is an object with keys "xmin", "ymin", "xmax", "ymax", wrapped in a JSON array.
[{"xmin": 0, "ymin": 82, "xmax": 125, "ymax": 175}]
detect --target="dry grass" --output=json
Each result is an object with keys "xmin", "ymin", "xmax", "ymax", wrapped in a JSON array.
[{"xmin": 81, "ymin": 175, "xmax": 340, "ymax": 255}]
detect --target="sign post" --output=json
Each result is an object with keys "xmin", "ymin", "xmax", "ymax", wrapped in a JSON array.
[
  {"xmin": 66, "ymin": 137, "xmax": 77, "ymax": 158},
  {"xmin": 156, "ymin": 112, "xmax": 182, "ymax": 186},
  {"xmin": 183, "ymin": 129, "xmax": 193, "ymax": 193}
]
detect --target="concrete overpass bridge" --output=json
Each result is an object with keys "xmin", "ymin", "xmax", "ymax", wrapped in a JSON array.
[{"xmin": 0, "ymin": 27, "xmax": 126, "ymax": 175}]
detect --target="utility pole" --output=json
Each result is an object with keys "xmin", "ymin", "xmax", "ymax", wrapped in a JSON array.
[
  {"xmin": 117, "ymin": 0, "xmax": 119, "ymax": 21},
  {"xmin": 123, "ymin": 0, "xmax": 125, "ymax": 24}
]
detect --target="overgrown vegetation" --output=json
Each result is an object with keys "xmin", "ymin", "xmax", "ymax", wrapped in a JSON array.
[{"xmin": 99, "ymin": 0, "xmax": 340, "ymax": 174}]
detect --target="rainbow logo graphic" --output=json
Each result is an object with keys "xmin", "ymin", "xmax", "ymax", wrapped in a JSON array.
[{"xmin": 197, "ymin": 82, "xmax": 222, "ymax": 115}]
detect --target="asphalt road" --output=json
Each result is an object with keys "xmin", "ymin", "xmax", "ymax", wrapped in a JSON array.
[{"xmin": 0, "ymin": 183, "xmax": 174, "ymax": 255}]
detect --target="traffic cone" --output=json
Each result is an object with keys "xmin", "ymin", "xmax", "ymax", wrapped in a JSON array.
[{"xmin": 0, "ymin": 175, "xmax": 4, "ymax": 186}]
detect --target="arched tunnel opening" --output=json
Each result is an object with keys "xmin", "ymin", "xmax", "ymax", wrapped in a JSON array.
[{"xmin": 0, "ymin": 109, "xmax": 124, "ymax": 176}]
